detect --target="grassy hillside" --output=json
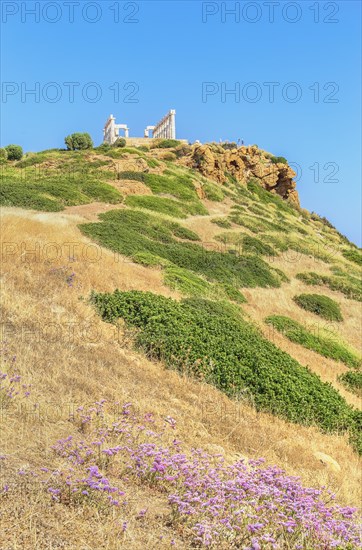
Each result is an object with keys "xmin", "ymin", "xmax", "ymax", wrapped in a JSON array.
[{"xmin": 1, "ymin": 144, "xmax": 361, "ymax": 548}]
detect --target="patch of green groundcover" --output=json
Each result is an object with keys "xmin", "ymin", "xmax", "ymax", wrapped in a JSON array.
[
  {"xmin": 293, "ymin": 294, "xmax": 343, "ymax": 322},
  {"xmin": 265, "ymin": 315, "xmax": 361, "ymax": 369},
  {"xmin": 125, "ymin": 195, "xmax": 187, "ymax": 218},
  {"xmin": 339, "ymin": 371, "xmax": 362, "ymax": 397},
  {"xmin": 342, "ymin": 248, "xmax": 362, "ymax": 266},
  {"xmin": 296, "ymin": 272, "xmax": 362, "ymax": 301},
  {"xmin": 90, "ymin": 290, "xmax": 361, "ymax": 453},
  {"xmin": 0, "ymin": 176, "xmax": 122, "ymax": 211},
  {"xmin": 118, "ymin": 171, "xmax": 208, "ymax": 215},
  {"xmin": 79, "ymin": 209, "xmax": 285, "ymax": 288},
  {"xmin": 125, "ymin": 195, "xmax": 203, "ymax": 218}
]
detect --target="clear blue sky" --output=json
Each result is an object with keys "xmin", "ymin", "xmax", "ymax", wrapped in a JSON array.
[{"xmin": 1, "ymin": 1, "xmax": 361, "ymax": 245}]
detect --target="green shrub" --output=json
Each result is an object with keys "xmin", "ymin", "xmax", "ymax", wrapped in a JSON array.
[
  {"xmin": 5, "ymin": 144, "xmax": 23, "ymax": 160},
  {"xmin": 203, "ymin": 182, "xmax": 224, "ymax": 201},
  {"xmin": 270, "ymin": 156, "xmax": 288, "ymax": 164},
  {"xmin": 154, "ymin": 139, "xmax": 181, "ymax": 149},
  {"xmin": 265, "ymin": 315, "xmax": 361, "ymax": 369},
  {"xmin": 293, "ymin": 294, "xmax": 343, "ymax": 322},
  {"xmin": 211, "ymin": 218, "xmax": 232, "ymax": 228},
  {"xmin": 90, "ymin": 290, "xmax": 360, "ymax": 451},
  {"xmin": 221, "ymin": 142, "xmax": 237, "ymax": 150},
  {"xmin": 114, "ymin": 137, "xmax": 126, "ymax": 148},
  {"xmin": 118, "ymin": 171, "xmax": 146, "ymax": 182},
  {"xmin": 338, "ymin": 371, "xmax": 362, "ymax": 397},
  {"xmin": 95, "ymin": 143, "xmax": 111, "ymax": 153},
  {"xmin": 242, "ymin": 236, "xmax": 276, "ymax": 257},
  {"xmin": 65, "ymin": 133, "xmax": 93, "ymax": 150},
  {"xmin": 342, "ymin": 249, "xmax": 362, "ymax": 266},
  {"xmin": 147, "ymin": 159, "xmax": 160, "ymax": 168},
  {"xmin": 296, "ymin": 272, "xmax": 362, "ymax": 301}
]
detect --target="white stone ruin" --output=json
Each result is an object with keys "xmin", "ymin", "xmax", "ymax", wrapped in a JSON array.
[
  {"xmin": 103, "ymin": 110, "xmax": 177, "ymax": 144},
  {"xmin": 103, "ymin": 114, "xmax": 130, "ymax": 144},
  {"xmin": 149, "ymin": 110, "xmax": 176, "ymax": 139}
]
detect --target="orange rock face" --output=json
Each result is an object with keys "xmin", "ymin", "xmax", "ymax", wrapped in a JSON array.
[{"xmin": 184, "ymin": 144, "xmax": 300, "ymax": 207}]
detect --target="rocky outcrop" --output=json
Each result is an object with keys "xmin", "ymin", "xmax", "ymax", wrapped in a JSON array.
[{"xmin": 183, "ymin": 143, "xmax": 299, "ymax": 206}]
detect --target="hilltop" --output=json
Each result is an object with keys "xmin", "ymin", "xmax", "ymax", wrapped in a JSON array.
[{"xmin": 0, "ymin": 140, "xmax": 361, "ymax": 549}]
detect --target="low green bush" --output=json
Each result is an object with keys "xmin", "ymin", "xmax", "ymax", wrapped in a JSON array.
[
  {"xmin": 131, "ymin": 252, "xmax": 171, "ymax": 267},
  {"xmin": 125, "ymin": 195, "xmax": 187, "ymax": 218},
  {"xmin": 270, "ymin": 156, "xmax": 288, "ymax": 164},
  {"xmin": 203, "ymin": 182, "xmax": 224, "ymax": 201},
  {"xmin": 342, "ymin": 249, "xmax": 362, "ymax": 266},
  {"xmin": 220, "ymin": 283, "xmax": 247, "ymax": 303},
  {"xmin": 265, "ymin": 315, "xmax": 361, "ymax": 369},
  {"xmin": 118, "ymin": 171, "xmax": 146, "ymax": 182},
  {"xmin": 293, "ymin": 294, "xmax": 343, "ymax": 322},
  {"xmin": 211, "ymin": 218, "xmax": 232, "ymax": 228},
  {"xmin": 163, "ymin": 266, "xmax": 212, "ymax": 296},
  {"xmin": 296, "ymin": 272, "xmax": 362, "ymax": 301},
  {"xmin": 338, "ymin": 371, "xmax": 362, "ymax": 397},
  {"xmin": 114, "ymin": 138, "xmax": 126, "ymax": 148},
  {"xmin": 147, "ymin": 159, "xmax": 160, "ymax": 168},
  {"xmin": 90, "ymin": 290, "xmax": 360, "ymax": 453},
  {"xmin": 154, "ymin": 139, "xmax": 181, "ymax": 149},
  {"xmin": 242, "ymin": 235, "xmax": 276, "ymax": 257}
]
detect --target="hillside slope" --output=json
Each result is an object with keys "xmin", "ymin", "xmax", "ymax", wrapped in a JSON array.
[{"xmin": 0, "ymin": 142, "xmax": 361, "ymax": 549}]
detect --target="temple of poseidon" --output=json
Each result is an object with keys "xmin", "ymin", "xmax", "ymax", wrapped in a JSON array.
[{"xmin": 103, "ymin": 109, "xmax": 187, "ymax": 146}]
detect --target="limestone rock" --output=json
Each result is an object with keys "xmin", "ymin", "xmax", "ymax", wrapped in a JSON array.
[
  {"xmin": 314, "ymin": 451, "xmax": 341, "ymax": 473},
  {"xmin": 184, "ymin": 143, "xmax": 299, "ymax": 206}
]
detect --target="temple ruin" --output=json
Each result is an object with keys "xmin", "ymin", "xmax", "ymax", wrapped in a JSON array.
[{"xmin": 103, "ymin": 109, "xmax": 179, "ymax": 144}]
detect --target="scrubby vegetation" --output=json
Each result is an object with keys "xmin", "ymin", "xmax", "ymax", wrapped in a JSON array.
[
  {"xmin": 119, "ymin": 171, "xmax": 208, "ymax": 215},
  {"xmin": 342, "ymin": 248, "xmax": 362, "ymax": 266},
  {"xmin": 125, "ymin": 195, "xmax": 188, "ymax": 218},
  {"xmin": 296, "ymin": 272, "xmax": 362, "ymax": 301},
  {"xmin": 270, "ymin": 155, "xmax": 288, "ymax": 164},
  {"xmin": 211, "ymin": 217, "xmax": 232, "ymax": 228},
  {"xmin": 153, "ymin": 139, "xmax": 181, "ymax": 148},
  {"xmin": 202, "ymin": 181, "xmax": 224, "ymax": 201},
  {"xmin": 80, "ymin": 209, "xmax": 285, "ymax": 289},
  {"xmin": 293, "ymin": 293, "xmax": 343, "ymax": 321},
  {"xmin": 339, "ymin": 371, "xmax": 362, "ymax": 397},
  {"xmin": 265, "ymin": 315, "xmax": 361, "ymax": 369},
  {"xmin": 90, "ymin": 290, "xmax": 361, "ymax": 453},
  {"xmin": 0, "ymin": 157, "xmax": 122, "ymax": 211}
]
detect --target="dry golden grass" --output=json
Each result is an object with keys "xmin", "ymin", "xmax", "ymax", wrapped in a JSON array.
[{"xmin": 0, "ymin": 208, "xmax": 361, "ymax": 549}]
